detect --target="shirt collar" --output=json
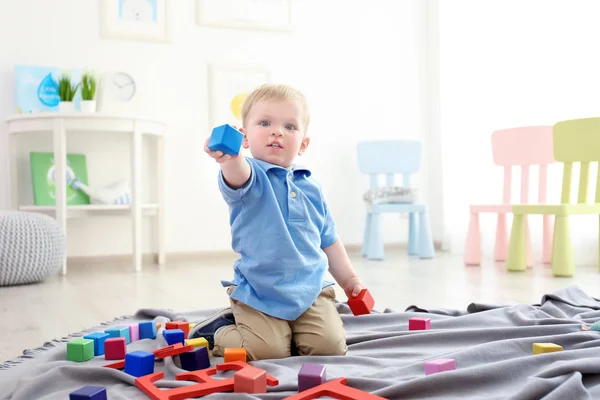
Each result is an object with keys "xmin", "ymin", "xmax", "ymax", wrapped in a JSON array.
[{"xmin": 251, "ymin": 157, "xmax": 312, "ymax": 177}]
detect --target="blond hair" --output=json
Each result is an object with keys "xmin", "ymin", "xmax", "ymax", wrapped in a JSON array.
[{"xmin": 241, "ymin": 83, "xmax": 310, "ymax": 134}]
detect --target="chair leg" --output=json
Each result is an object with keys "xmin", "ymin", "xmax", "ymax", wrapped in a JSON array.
[
  {"xmin": 552, "ymin": 215, "xmax": 574, "ymax": 277},
  {"xmin": 408, "ymin": 212, "xmax": 418, "ymax": 256},
  {"xmin": 525, "ymin": 216, "xmax": 534, "ymax": 268},
  {"xmin": 543, "ymin": 215, "xmax": 553, "ymax": 264},
  {"xmin": 367, "ymin": 213, "xmax": 384, "ymax": 260},
  {"xmin": 506, "ymin": 214, "xmax": 527, "ymax": 272},
  {"xmin": 362, "ymin": 212, "xmax": 372, "ymax": 258},
  {"xmin": 464, "ymin": 212, "xmax": 481, "ymax": 265},
  {"xmin": 494, "ymin": 213, "xmax": 507, "ymax": 262},
  {"xmin": 418, "ymin": 211, "xmax": 435, "ymax": 258}
]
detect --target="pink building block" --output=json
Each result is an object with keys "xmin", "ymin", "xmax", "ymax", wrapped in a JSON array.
[
  {"xmin": 424, "ymin": 359, "xmax": 456, "ymax": 375},
  {"xmin": 234, "ymin": 365, "xmax": 267, "ymax": 393},
  {"xmin": 125, "ymin": 323, "xmax": 140, "ymax": 342},
  {"xmin": 409, "ymin": 317, "xmax": 430, "ymax": 330},
  {"xmin": 104, "ymin": 337, "xmax": 127, "ymax": 360}
]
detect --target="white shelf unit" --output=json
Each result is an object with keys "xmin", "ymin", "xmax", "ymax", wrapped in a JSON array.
[{"xmin": 5, "ymin": 113, "xmax": 167, "ymax": 275}]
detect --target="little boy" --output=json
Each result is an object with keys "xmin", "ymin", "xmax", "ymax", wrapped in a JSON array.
[{"xmin": 190, "ymin": 83, "xmax": 366, "ymax": 361}]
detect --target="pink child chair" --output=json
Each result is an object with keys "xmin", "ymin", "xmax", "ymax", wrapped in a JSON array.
[{"xmin": 464, "ymin": 126, "xmax": 555, "ymax": 266}]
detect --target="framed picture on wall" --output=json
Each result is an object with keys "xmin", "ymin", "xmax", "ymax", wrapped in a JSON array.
[
  {"xmin": 207, "ymin": 63, "xmax": 272, "ymax": 130},
  {"xmin": 196, "ymin": 0, "xmax": 293, "ymax": 31},
  {"xmin": 100, "ymin": 0, "xmax": 172, "ymax": 43}
]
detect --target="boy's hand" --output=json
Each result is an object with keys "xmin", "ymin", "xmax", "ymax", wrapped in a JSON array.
[
  {"xmin": 342, "ymin": 276, "xmax": 365, "ymax": 299},
  {"xmin": 204, "ymin": 137, "xmax": 238, "ymax": 164}
]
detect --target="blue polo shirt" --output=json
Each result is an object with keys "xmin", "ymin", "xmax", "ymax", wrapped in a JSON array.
[{"xmin": 218, "ymin": 157, "xmax": 338, "ymax": 321}]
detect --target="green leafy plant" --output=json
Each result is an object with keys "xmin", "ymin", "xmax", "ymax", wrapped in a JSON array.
[
  {"xmin": 57, "ymin": 73, "xmax": 80, "ymax": 102},
  {"xmin": 81, "ymin": 72, "xmax": 97, "ymax": 101}
]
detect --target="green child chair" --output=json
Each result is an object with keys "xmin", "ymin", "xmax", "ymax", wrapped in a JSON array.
[{"xmin": 506, "ymin": 117, "xmax": 600, "ymax": 277}]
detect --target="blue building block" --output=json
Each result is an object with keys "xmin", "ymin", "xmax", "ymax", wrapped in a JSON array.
[
  {"xmin": 208, "ymin": 124, "xmax": 243, "ymax": 156},
  {"xmin": 124, "ymin": 350, "xmax": 155, "ymax": 377},
  {"xmin": 83, "ymin": 332, "xmax": 110, "ymax": 356},
  {"xmin": 69, "ymin": 385, "xmax": 107, "ymax": 400},
  {"xmin": 180, "ymin": 346, "xmax": 210, "ymax": 371},
  {"xmin": 163, "ymin": 329, "xmax": 185, "ymax": 346},
  {"xmin": 105, "ymin": 326, "xmax": 131, "ymax": 344},
  {"xmin": 139, "ymin": 321, "xmax": 157, "ymax": 340}
]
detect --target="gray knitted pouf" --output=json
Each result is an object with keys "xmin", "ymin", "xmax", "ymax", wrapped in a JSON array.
[{"xmin": 0, "ymin": 210, "xmax": 66, "ymax": 286}]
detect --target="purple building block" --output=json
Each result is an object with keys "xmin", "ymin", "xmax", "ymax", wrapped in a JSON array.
[
  {"xmin": 424, "ymin": 358, "xmax": 456, "ymax": 375},
  {"xmin": 298, "ymin": 363, "xmax": 326, "ymax": 392},
  {"xmin": 180, "ymin": 346, "xmax": 211, "ymax": 371},
  {"xmin": 69, "ymin": 385, "xmax": 107, "ymax": 400}
]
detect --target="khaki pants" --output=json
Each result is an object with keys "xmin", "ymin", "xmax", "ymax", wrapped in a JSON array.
[{"xmin": 213, "ymin": 285, "xmax": 347, "ymax": 361}]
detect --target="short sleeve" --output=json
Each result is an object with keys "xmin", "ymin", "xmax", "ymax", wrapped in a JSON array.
[
  {"xmin": 320, "ymin": 196, "xmax": 339, "ymax": 249},
  {"xmin": 218, "ymin": 158, "xmax": 255, "ymax": 205}
]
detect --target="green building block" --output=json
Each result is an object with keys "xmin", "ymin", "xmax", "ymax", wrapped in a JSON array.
[{"xmin": 67, "ymin": 338, "xmax": 94, "ymax": 362}]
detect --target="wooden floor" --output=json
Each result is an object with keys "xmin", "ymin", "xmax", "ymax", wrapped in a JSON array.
[{"xmin": 2, "ymin": 249, "xmax": 599, "ymax": 363}]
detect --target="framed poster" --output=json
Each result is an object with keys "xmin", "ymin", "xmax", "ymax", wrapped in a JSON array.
[
  {"xmin": 100, "ymin": 0, "xmax": 172, "ymax": 43},
  {"xmin": 15, "ymin": 65, "xmax": 82, "ymax": 113},
  {"xmin": 207, "ymin": 63, "xmax": 272, "ymax": 130},
  {"xmin": 196, "ymin": 0, "xmax": 293, "ymax": 31}
]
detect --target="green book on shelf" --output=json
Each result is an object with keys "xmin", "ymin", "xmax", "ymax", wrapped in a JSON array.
[{"xmin": 29, "ymin": 152, "xmax": 90, "ymax": 206}]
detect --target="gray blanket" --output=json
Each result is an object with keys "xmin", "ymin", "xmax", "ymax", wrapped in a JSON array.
[{"xmin": 2, "ymin": 284, "xmax": 600, "ymax": 399}]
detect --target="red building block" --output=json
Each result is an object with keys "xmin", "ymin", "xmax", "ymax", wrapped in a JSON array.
[
  {"xmin": 347, "ymin": 289, "xmax": 375, "ymax": 316},
  {"xmin": 284, "ymin": 377, "xmax": 386, "ymax": 400},
  {"xmin": 234, "ymin": 365, "xmax": 267, "ymax": 393},
  {"xmin": 409, "ymin": 317, "xmax": 431, "ymax": 330},
  {"xmin": 104, "ymin": 337, "xmax": 126, "ymax": 360},
  {"xmin": 166, "ymin": 321, "xmax": 190, "ymax": 338}
]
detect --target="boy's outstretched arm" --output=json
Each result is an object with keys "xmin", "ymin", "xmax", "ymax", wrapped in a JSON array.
[
  {"xmin": 323, "ymin": 238, "xmax": 365, "ymax": 298},
  {"xmin": 204, "ymin": 138, "xmax": 251, "ymax": 189}
]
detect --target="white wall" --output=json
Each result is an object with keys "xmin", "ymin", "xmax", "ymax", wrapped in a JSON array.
[
  {"xmin": 0, "ymin": 0, "xmax": 437, "ymax": 258},
  {"xmin": 439, "ymin": 0, "xmax": 600, "ymax": 264}
]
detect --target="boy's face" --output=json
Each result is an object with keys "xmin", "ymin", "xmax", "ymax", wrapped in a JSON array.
[{"xmin": 240, "ymin": 99, "xmax": 310, "ymax": 168}]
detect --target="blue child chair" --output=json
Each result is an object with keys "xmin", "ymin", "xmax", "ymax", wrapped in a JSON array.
[{"xmin": 357, "ymin": 140, "xmax": 435, "ymax": 260}]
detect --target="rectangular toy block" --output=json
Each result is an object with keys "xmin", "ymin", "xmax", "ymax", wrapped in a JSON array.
[
  {"xmin": 224, "ymin": 348, "xmax": 247, "ymax": 363},
  {"xmin": 186, "ymin": 337, "xmax": 209, "ymax": 353},
  {"xmin": 533, "ymin": 343, "xmax": 563, "ymax": 354},
  {"xmin": 67, "ymin": 338, "xmax": 94, "ymax": 362},
  {"xmin": 166, "ymin": 321, "xmax": 190, "ymax": 338},
  {"xmin": 124, "ymin": 350, "xmax": 155, "ymax": 377},
  {"xmin": 163, "ymin": 329, "xmax": 185, "ymax": 346},
  {"xmin": 139, "ymin": 321, "xmax": 157, "ymax": 340},
  {"xmin": 180, "ymin": 347, "xmax": 211, "ymax": 371},
  {"xmin": 424, "ymin": 358, "xmax": 456, "ymax": 375},
  {"xmin": 104, "ymin": 337, "xmax": 127, "ymax": 360},
  {"xmin": 234, "ymin": 365, "xmax": 267, "ymax": 393},
  {"xmin": 208, "ymin": 124, "xmax": 244, "ymax": 156},
  {"xmin": 347, "ymin": 288, "xmax": 375, "ymax": 316},
  {"xmin": 105, "ymin": 326, "xmax": 131, "ymax": 344},
  {"xmin": 69, "ymin": 385, "xmax": 107, "ymax": 400},
  {"xmin": 124, "ymin": 323, "xmax": 140, "ymax": 342},
  {"xmin": 409, "ymin": 317, "xmax": 431, "ymax": 330},
  {"xmin": 83, "ymin": 332, "xmax": 110, "ymax": 356},
  {"xmin": 298, "ymin": 363, "xmax": 326, "ymax": 392}
]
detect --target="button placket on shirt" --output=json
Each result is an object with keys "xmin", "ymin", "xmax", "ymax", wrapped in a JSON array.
[{"xmin": 287, "ymin": 172, "xmax": 304, "ymax": 221}]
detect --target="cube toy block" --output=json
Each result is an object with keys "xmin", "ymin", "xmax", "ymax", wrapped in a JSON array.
[
  {"xmin": 180, "ymin": 347, "xmax": 211, "ymax": 371},
  {"xmin": 347, "ymin": 288, "xmax": 375, "ymax": 316},
  {"xmin": 224, "ymin": 347, "xmax": 247, "ymax": 363},
  {"xmin": 105, "ymin": 326, "xmax": 131, "ymax": 344},
  {"xmin": 139, "ymin": 321, "xmax": 157, "ymax": 340},
  {"xmin": 104, "ymin": 337, "xmax": 127, "ymax": 360},
  {"xmin": 424, "ymin": 359, "xmax": 456, "ymax": 375},
  {"xmin": 208, "ymin": 124, "xmax": 244, "ymax": 156},
  {"xmin": 234, "ymin": 365, "xmax": 267, "ymax": 393},
  {"xmin": 69, "ymin": 385, "xmax": 107, "ymax": 400},
  {"xmin": 186, "ymin": 337, "xmax": 209, "ymax": 353},
  {"xmin": 533, "ymin": 343, "xmax": 563, "ymax": 354},
  {"xmin": 124, "ymin": 323, "xmax": 140, "ymax": 342},
  {"xmin": 124, "ymin": 350, "xmax": 155, "ymax": 377},
  {"xmin": 166, "ymin": 321, "xmax": 190, "ymax": 338},
  {"xmin": 67, "ymin": 338, "xmax": 94, "ymax": 362},
  {"xmin": 409, "ymin": 317, "xmax": 431, "ymax": 330},
  {"xmin": 83, "ymin": 332, "xmax": 110, "ymax": 356},
  {"xmin": 298, "ymin": 363, "xmax": 326, "ymax": 392},
  {"xmin": 163, "ymin": 329, "xmax": 185, "ymax": 346}
]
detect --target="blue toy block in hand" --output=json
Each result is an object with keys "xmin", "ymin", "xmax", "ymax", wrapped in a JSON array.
[
  {"xmin": 208, "ymin": 124, "xmax": 243, "ymax": 156},
  {"xmin": 69, "ymin": 386, "xmax": 107, "ymax": 400}
]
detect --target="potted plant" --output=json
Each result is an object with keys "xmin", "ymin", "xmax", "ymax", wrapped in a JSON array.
[
  {"xmin": 57, "ymin": 73, "xmax": 80, "ymax": 112},
  {"xmin": 80, "ymin": 71, "xmax": 97, "ymax": 113}
]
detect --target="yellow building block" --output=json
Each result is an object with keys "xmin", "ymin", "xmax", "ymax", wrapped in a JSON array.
[
  {"xmin": 186, "ymin": 337, "xmax": 209, "ymax": 354},
  {"xmin": 533, "ymin": 343, "xmax": 562, "ymax": 354}
]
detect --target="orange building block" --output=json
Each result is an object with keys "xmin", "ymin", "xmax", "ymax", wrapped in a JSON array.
[
  {"xmin": 224, "ymin": 348, "xmax": 246, "ymax": 363},
  {"xmin": 166, "ymin": 321, "xmax": 190, "ymax": 338},
  {"xmin": 234, "ymin": 365, "xmax": 267, "ymax": 393}
]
